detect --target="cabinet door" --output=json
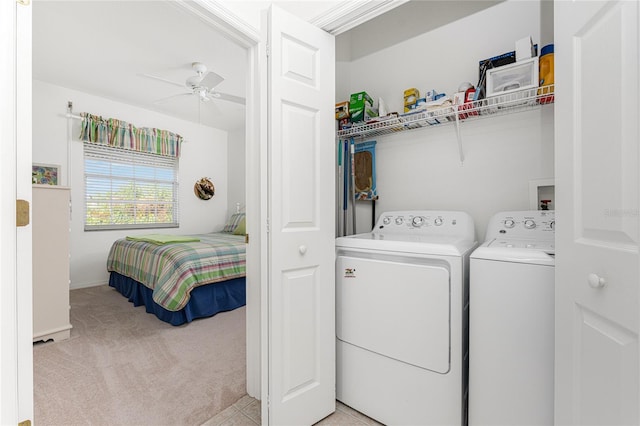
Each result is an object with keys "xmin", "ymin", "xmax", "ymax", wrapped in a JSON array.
[{"xmin": 555, "ymin": 1, "xmax": 639, "ymax": 424}]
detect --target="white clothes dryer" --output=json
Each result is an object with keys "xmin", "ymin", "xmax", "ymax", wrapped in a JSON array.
[
  {"xmin": 469, "ymin": 210, "xmax": 555, "ymax": 426},
  {"xmin": 336, "ymin": 211, "xmax": 477, "ymax": 426}
]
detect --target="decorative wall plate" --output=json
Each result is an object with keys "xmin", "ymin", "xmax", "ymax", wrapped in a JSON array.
[{"xmin": 194, "ymin": 177, "xmax": 215, "ymax": 200}]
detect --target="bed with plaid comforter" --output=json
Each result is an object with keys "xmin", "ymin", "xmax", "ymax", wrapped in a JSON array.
[{"xmin": 107, "ymin": 232, "xmax": 246, "ymax": 312}]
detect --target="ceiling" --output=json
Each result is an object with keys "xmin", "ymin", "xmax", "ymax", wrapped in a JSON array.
[
  {"xmin": 33, "ymin": 1, "xmax": 500, "ymax": 131},
  {"xmin": 32, "ymin": 0, "xmax": 360, "ymax": 131},
  {"xmin": 33, "ymin": 1, "xmax": 249, "ymax": 130}
]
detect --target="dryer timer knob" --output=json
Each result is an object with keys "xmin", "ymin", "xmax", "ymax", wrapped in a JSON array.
[
  {"xmin": 434, "ymin": 217, "xmax": 444, "ymax": 226},
  {"xmin": 524, "ymin": 219, "xmax": 536, "ymax": 229}
]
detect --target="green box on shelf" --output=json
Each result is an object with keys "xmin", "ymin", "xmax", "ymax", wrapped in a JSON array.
[{"xmin": 349, "ymin": 91, "xmax": 373, "ymax": 112}]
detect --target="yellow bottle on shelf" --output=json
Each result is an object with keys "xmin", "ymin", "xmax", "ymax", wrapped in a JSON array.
[{"xmin": 538, "ymin": 44, "xmax": 554, "ymax": 103}]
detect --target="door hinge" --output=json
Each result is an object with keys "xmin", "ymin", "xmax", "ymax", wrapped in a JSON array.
[
  {"xmin": 18, "ymin": 420, "xmax": 31, "ymax": 426},
  {"xmin": 16, "ymin": 199, "xmax": 29, "ymax": 227},
  {"xmin": 17, "ymin": 0, "xmax": 30, "ymax": 5}
]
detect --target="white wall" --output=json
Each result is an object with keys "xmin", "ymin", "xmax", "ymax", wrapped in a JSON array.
[
  {"xmin": 33, "ymin": 80, "xmax": 231, "ymax": 289},
  {"xmin": 337, "ymin": 0, "xmax": 554, "ymax": 240},
  {"xmin": 227, "ymin": 127, "xmax": 246, "ymax": 213}
]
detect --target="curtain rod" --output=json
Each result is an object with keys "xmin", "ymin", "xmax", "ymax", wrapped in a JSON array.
[
  {"xmin": 63, "ymin": 102, "xmax": 187, "ymax": 143},
  {"xmin": 62, "ymin": 112, "xmax": 189, "ymax": 143}
]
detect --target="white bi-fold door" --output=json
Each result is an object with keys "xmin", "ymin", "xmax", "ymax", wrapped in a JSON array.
[
  {"xmin": 263, "ymin": 5, "xmax": 336, "ymax": 426},
  {"xmin": 555, "ymin": 0, "xmax": 640, "ymax": 424}
]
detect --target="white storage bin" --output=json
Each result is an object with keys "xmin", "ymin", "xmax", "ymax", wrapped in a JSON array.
[{"xmin": 486, "ymin": 57, "xmax": 539, "ymax": 97}]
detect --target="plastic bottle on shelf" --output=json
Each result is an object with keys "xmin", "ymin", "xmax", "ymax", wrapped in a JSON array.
[{"xmin": 539, "ymin": 44, "xmax": 554, "ymax": 104}]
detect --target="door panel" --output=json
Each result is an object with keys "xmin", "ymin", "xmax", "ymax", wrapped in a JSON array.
[
  {"xmin": 555, "ymin": 1, "xmax": 640, "ymax": 424},
  {"xmin": 280, "ymin": 266, "xmax": 319, "ymax": 400},
  {"xmin": 281, "ymin": 101, "xmax": 318, "ymax": 226},
  {"xmin": 575, "ymin": 1, "xmax": 638, "ymax": 248},
  {"xmin": 265, "ymin": 5, "xmax": 335, "ymax": 425},
  {"xmin": 576, "ymin": 306, "xmax": 638, "ymax": 425}
]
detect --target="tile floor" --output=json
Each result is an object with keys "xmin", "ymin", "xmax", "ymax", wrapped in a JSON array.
[{"xmin": 201, "ymin": 395, "xmax": 382, "ymax": 426}]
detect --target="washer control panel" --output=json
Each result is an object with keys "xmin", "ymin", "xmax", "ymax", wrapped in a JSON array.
[
  {"xmin": 375, "ymin": 210, "xmax": 475, "ymax": 238},
  {"xmin": 484, "ymin": 210, "xmax": 555, "ymax": 243}
]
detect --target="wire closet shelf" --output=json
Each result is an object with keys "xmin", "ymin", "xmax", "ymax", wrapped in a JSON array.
[{"xmin": 336, "ymin": 85, "xmax": 555, "ymax": 140}]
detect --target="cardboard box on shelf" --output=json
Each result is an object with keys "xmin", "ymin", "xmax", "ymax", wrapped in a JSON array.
[
  {"xmin": 350, "ymin": 105, "xmax": 379, "ymax": 123},
  {"xmin": 349, "ymin": 92, "xmax": 374, "ymax": 111},
  {"xmin": 336, "ymin": 101, "xmax": 350, "ymax": 120},
  {"xmin": 516, "ymin": 36, "xmax": 535, "ymax": 61},
  {"xmin": 424, "ymin": 89, "xmax": 438, "ymax": 102},
  {"xmin": 404, "ymin": 88, "xmax": 419, "ymax": 104}
]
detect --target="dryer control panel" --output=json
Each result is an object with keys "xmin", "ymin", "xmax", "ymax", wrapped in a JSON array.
[{"xmin": 375, "ymin": 210, "xmax": 475, "ymax": 240}]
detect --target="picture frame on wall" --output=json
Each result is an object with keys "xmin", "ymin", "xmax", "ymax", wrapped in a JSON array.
[{"xmin": 32, "ymin": 163, "xmax": 60, "ymax": 185}]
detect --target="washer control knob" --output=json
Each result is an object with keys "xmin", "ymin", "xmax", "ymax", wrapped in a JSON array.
[
  {"xmin": 383, "ymin": 217, "xmax": 391, "ymax": 225},
  {"xmin": 524, "ymin": 219, "xmax": 536, "ymax": 229},
  {"xmin": 504, "ymin": 219, "xmax": 515, "ymax": 228},
  {"xmin": 412, "ymin": 216, "xmax": 424, "ymax": 227},
  {"xmin": 549, "ymin": 220, "xmax": 555, "ymax": 230},
  {"xmin": 434, "ymin": 217, "xmax": 444, "ymax": 226},
  {"xmin": 395, "ymin": 216, "xmax": 404, "ymax": 225}
]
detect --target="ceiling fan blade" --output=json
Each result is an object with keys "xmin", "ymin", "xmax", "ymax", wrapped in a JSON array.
[
  {"xmin": 200, "ymin": 71, "xmax": 224, "ymax": 89},
  {"xmin": 153, "ymin": 92, "xmax": 192, "ymax": 104},
  {"xmin": 139, "ymin": 73, "xmax": 185, "ymax": 89},
  {"xmin": 212, "ymin": 91, "xmax": 246, "ymax": 105}
]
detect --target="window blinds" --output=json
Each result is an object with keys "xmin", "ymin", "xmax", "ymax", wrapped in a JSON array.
[{"xmin": 84, "ymin": 144, "xmax": 179, "ymax": 231}]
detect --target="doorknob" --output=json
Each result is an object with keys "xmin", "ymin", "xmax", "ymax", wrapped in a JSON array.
[
  {"xmin": 299, "ymin": 245, "xmax": 307, "ymax": 255},
  {"xmin": 587, "ymin": 273, "xmax": 606, "ymax": 289}
]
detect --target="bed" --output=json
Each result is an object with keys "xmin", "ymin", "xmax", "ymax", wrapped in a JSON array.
[{"xmin": 107, "ymin": 226, "xmax": 246, "ymax": 326}]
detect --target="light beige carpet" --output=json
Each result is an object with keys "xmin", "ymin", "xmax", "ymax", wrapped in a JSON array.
[{"xmin": 34, "ymin": 285, "xmax": 246, "ymax": 426}]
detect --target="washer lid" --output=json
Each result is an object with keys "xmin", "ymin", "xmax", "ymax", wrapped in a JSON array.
[
  {"xmin": 336, "ymin": 232, "xmax": 476, "ymax": 256},
  {"xmin": 488, "ymin": 238, "xmax": 555, "ymax": 253},
  {"xmin": 471, "ymin": 242, "xmax": 555, "ymax": 266}
]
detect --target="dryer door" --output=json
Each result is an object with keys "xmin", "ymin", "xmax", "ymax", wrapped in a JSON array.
[{"xmin": 336, "ymin": 254, "xmax": 450, "ymax": 373}]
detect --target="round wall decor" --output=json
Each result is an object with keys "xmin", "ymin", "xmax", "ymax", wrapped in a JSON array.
[{"xmin": 194, "ymin": 177, "xmax": 215, "ymax": 200}]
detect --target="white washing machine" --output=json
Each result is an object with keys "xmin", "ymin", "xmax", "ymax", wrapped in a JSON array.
[
  {"xmin": 336, "ymin": 210, "xmax": 477, "ymax": 426},
  {"xmin": 469, "ymin": 210, "xmax": 555, "ymax": 426}
]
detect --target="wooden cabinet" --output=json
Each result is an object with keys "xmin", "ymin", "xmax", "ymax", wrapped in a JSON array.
[{"xmin": 32, "ymin": 185, "xmax": 72, "ymax": 342}]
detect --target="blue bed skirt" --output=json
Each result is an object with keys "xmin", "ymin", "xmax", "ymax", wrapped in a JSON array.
[{"xmin": 108, "ymin": 272, "xmax": 246, "ymax": 326}]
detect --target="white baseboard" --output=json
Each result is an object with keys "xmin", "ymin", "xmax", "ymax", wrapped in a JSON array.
[{"xmin": 70, "ymin": 280, "xmax": 108, "ymax": 290}]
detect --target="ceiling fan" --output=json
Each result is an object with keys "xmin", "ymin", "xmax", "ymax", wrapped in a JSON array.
[{"xmin": 141, "ymin": 62, "xmax": 245, "ymax": 105}]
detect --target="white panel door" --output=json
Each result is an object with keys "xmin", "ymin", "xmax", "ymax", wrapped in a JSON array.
[
  {"xmin": 264, "ymin": 5, "xmax": 335, "ymax": 426},
  {"xmin": 1, "ymin": 0, "xmax": 33, "ymax": 424},
  {"xmin": 555, "ymin": 1, "xmax": 639, "ymax": 425},
  {"xmin": 0, "ymin": 0, "xmax": 19, "ymax": 422}
]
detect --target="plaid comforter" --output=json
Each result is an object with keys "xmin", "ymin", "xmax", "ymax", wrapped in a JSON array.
[{"xmin": 107, "ymin": 232, "xmax": 246, "ymax": 311}]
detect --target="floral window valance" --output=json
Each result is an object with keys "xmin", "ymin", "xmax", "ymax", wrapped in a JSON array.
[{"xmin": 79, "ymin": 112, "xmax": 183, "ymax": 158}]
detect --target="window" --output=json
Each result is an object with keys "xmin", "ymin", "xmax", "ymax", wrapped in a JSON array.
[{"xmin": 84, "ymin": 144, "xmax": 179, "ymax": 230}]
